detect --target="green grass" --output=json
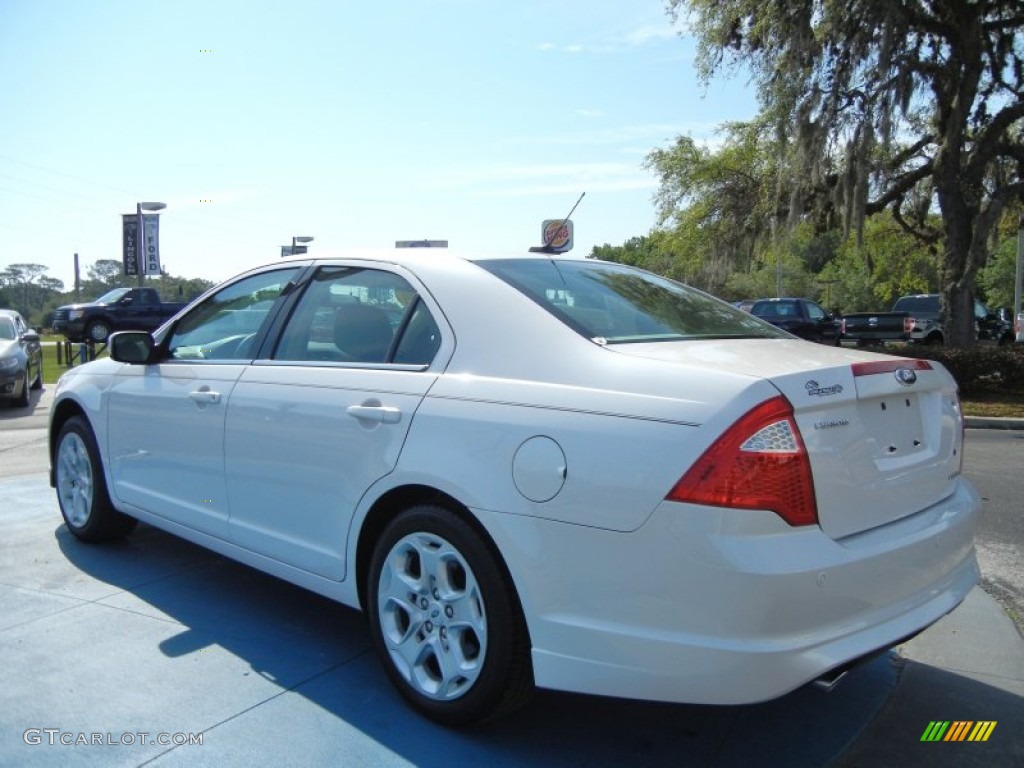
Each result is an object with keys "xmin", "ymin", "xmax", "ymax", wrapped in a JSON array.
[
  {"xmin": 41, "ymin": 338, "xmax": 106, "ymax": 385},
  {"xmin": 960, "ymin": 390, "xmax": 1024, "ymax": 418}
]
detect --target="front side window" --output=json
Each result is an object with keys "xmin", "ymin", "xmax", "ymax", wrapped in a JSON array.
[
  {"xmin": 167, "ymin": 268, "xmax": 300, "ymax": 360},
  {"xmin": 274, "ymin": 266, "xmax": 441, "ymax": 365},
  {"xmin": 480, "ymin": 259, "xmax": 786, "ymax": 343}
]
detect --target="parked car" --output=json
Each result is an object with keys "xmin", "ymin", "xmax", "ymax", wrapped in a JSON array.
[
  {"xmin": 841, "ymin": 294, "xmax": 1014, "ymax": 346},
  {"xmin": 49, "ymin": 252, "xmax": 979, "ymax": 725},
  {"xmin": 0, "ymin": 309, "xmax": 43, "ymax": 407},
  {"xmin": 51, "ymin": 287, "xmax": 191, "ymax": 344},
  {"xmin": 749, "ymin": 297, "xmax": 842, "ymax": 344}
]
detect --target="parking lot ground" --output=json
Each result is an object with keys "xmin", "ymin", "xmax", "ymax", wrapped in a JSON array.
[
  {"xmin": 1, "ymin": 472, "xmax": 1022, "ymax": 767},
  {"xmin": 2, "ymin": 388, "xmax": 1022, "ymax": 766}
]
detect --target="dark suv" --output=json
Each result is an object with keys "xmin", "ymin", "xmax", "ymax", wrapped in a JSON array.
[{"xmin": 749, "ymin": 298, "xmax": 842, "ymax": 345}]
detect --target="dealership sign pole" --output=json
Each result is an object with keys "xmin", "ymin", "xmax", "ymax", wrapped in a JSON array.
[{"xmin": 125, "ymin": 202, "xmax": 166, "ymax": 285}]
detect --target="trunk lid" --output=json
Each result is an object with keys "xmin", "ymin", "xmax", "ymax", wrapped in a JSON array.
[{"xmin": 612, "ymin": 340, "xmax": 963, "ymax": 539}]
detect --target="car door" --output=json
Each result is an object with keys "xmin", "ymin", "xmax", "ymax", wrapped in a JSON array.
[
  {"xmin": 112, "ymin": 289, "xmax": 154, "ymax": 332},
  {"xmin": 803, "ymin": 300, "xmax": 837, "ymax": 343},
  {"xmin": 14, "ymin": 313, "xmax": 41, "ymax": 376},
  {"xmin": 224, "ymin": 264, "xmax": 448, "ymax": 580},
  {"xmin": 106, "ymin": 267, "xmax": 302, "ymax": 537}
]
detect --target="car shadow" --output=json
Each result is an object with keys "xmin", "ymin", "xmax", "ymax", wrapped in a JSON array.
[
  {"xmin": 41, "ymin": 520, "xmax": 952, "ymax": 766},
  {"xmin": 0, "ymin": 384, "xmax": 46, "ymax": 421}
]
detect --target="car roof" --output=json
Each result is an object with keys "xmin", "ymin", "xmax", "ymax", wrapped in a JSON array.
[{"xmin": 275, "ymin": 248, "xmax": 598, "ymax": 269}]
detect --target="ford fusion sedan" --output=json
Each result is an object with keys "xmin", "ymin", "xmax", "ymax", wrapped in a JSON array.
[
  {"xmin": 48, "ymin": 251, "xmax": 979, "ymax": 725},
  {"xmin": 0, "ymin": 309, "xmax": 43, "ymax": 407}
]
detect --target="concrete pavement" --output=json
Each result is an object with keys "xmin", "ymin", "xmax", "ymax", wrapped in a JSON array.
[{"xmin": 0, "ymin": 388, "xmax": 1021, "ymax": 766}]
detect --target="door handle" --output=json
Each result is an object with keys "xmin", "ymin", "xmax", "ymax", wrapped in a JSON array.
[
  {"xmin": 189, "ymin": 389, "xmax": 221, "ymax": 404},
  {"xmin": 346, "ymin": 404, "xmax": 402, "ymax": 424}
]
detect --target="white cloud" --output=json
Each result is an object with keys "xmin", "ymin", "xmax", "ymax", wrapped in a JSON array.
[
  {"xmin": 509, "ymin": 122, "xmax": 720, "ymax": 147},
  {"xmin": 574, "ymin": 108, "xmax": 606, "ymax": 118},
  {"xmin": 536, "ymin": 20, "xmax": 687, "ymax": 56},
  {"xmin": 420, "ymin": 161, "xmax": 656, "ymax": 197},
  {"xmin": 623, "ymin": 25, "xmax": 679, "ymax": 47}
]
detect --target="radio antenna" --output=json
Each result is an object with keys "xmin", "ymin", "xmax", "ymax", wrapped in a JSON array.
[{"xmin": 529, "ymin": 192, "xmax": 586, "ymax": 253}]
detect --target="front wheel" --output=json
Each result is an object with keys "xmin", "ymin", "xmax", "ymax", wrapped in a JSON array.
[
  {"xmin": 14, "ymin": 370, "xmax": 30, "ymax": 407},
  {"xmin": 86, "ymin": 320, "xmax": 111, "ymax": 344},
  {"xmin": 55, "ymin": 416, "xmax": 137, "ymax": 542},
  {"xmin": 367, "ymin": 505, "xmax": 533, "ymax": 726},
  {"xmin": 30, "ymin": 358, "xmax": 43, "ymax": 389}
]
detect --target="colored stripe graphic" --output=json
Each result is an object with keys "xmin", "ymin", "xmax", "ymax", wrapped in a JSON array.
[
  {"xmin": 945, "ymin": 721, "xmax": 972, "ymax": 741},
  {"xmin": 921, "ymin": 721, "xmax": 997, "ymax": 742},
  {"xmin": 968, "ymin": 722, "xmax": 997, "ymax": 742}
]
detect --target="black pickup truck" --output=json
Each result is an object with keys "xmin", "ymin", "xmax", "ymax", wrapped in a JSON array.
[
  {"xmin": 52, "ymin": 287, "xmax": 190, "ymax": 344},
  {"xmin": 841, "ymin": 294, "xmax": 1015, "ymax": 346},
  {"xmin": 748, "ymin": 297, "xmax": 842, "ymax": 344}
]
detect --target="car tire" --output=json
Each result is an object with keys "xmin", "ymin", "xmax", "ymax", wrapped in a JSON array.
[
  {"xmin": 86, "ymin": 320, "xmax": 111, "ymax": 344},
  {"xmin": 367, "ymin": 505, "xmax": 533, "ymax": 726},
  {"xmin": 54, "ymin": 416, "xmax": 137, "ymax": 542},
  {"xmin": 15, "ymin": 370, "xmax": 31, "ymax": 408},
  {"xmin": 31, "ymin": 359, "xmax": 43, "ymax": 389}
]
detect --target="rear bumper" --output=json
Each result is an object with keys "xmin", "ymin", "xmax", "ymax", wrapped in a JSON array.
[{"xmin": 476, "ymin": 479, "xmax": 979, "ymax": 705}]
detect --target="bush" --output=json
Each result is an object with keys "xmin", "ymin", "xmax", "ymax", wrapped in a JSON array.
[{"xmin": 888, "ymin": 344, "xmax": 1024, "ymax": 396}]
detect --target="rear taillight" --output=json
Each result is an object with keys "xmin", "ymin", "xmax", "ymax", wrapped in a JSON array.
[
  {"xmin": 667, "ymin": 396, "xmax": 818, "ymax": 526},
  {"xmin": 839, "ymin": 318, "xmax": 846, "ymax": 335}
]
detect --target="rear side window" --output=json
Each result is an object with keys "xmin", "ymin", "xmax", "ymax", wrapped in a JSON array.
[
  {"xmin": 479, "ymin": 259, "xmax": 786, "ymax": 343},
  {"xmin": 273, "ymin": 266, "xmax": 441, "ymax": 365}
]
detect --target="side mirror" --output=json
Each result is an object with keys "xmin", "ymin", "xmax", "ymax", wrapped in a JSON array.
[
  {"xmin": 22, "ymin": 330, "xmax": 41, "ymax": 344},
  {"xmin": 110, "ymin": 331, "xmax": 155, "ymax": 364}
]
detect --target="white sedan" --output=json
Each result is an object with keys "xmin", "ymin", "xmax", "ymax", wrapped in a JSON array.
[{"xmin": 49, "ymin": 252, "xmax": 979, "ymax": 725}]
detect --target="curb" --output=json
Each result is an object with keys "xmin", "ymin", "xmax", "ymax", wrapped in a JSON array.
[{"xmin": 964, "ymin": 415, "xmax": 1024, "ymax": 430}]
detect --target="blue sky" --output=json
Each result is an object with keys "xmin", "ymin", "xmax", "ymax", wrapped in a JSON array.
[{"xmin": 0, "ymin": 0, "xmax": 757, "ymax": 290}]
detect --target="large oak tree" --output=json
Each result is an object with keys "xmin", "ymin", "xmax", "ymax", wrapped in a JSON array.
[{"xmin": 670, "ymin": 0, "xmax": 1024, "ymax": 345}]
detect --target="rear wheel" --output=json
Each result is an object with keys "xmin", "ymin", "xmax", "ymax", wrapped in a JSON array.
[
  {"xmin": 55, "ymin": 416, "xmax": 137, "ymax": 541},
  {"xmin": 30, "ymin": 358, "xmax": 43, "ymax": 389},
  {"xmin": 367, "ymin": 505, "xmax": 533, "ymax": 725}
]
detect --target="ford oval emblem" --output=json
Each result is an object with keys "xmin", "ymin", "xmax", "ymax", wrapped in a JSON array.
[{"xmin": 895, "ymin": 368, "xmax": 917, "ymax": 386}]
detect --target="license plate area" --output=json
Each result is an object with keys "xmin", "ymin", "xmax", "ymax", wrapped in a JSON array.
[{"xmin": 857, "ymin": 393, "xmax": 926, "ymax": 459}]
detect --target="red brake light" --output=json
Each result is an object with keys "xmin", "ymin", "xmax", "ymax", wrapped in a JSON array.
[
  {"xmin": 851, "ymin": 359, "xmax": 932, "ymax": 377},
  {"xmin": 667, "ymin": 396, "xmax": 818, "ymax": 526}
]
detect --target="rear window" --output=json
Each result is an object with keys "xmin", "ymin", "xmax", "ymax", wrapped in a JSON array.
[
  {"xmin": 893, "ymin": 296, "xmax": 939, "ymax": 314},
  {"xmin": 478, "ymin": 259, "xmax": 787, "ymax": 343},
  {"xmin": 751, "ymin": 299, "xmax": 799, "ymax": 318}
]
